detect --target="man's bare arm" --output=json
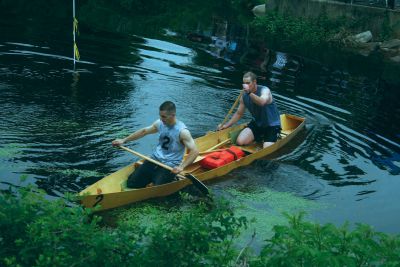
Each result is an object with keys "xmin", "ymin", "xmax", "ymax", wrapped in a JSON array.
[
  {"xmin": 172, "ymin": 129, "xmax": 199, "ymax": 174},
  {"xmin": 248, "ymin": 87, "xmax": 272, "ymax": 106},
  {"xmin": 112, "ymin": 121, "xmax": 159, "ymax": 146},
  {"xmin": 219, "ymin": 97, "xmax": 246, "ymax": 130}
]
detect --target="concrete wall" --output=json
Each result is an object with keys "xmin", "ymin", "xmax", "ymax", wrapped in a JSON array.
[{"xmin": 264, "ymin": 0, "xmax": 400, "ymax": 39}]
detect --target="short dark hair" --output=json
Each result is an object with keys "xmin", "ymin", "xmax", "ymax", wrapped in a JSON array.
[
  {"xmin": 243, "ymin": 71, "xmax": 257, "ymax": 82},
  {"xmin": 159, "ymin": 101, "xmax": 176, "ymax": 114}
]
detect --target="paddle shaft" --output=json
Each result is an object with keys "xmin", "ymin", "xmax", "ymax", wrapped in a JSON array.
[
  {"xmin": 206, "ymin": 139, "xmax": 230, "ymax": 151},
  {"xmin": 192, "ymin": 139, "xmax": 231, "ymax": 163},
  {"xmin": 119, "ymin": 146, "xmax": 209, "ymax": 194},
  {"xmin": 198, "ymin": 149, "xmax": 225, "ymax": 155},
  {"xmin": 186, "ymin": 148, "xmax": 225, "ymax": 156},
  {"xmin": 119, "ymin": 146, "xmax": 184, "ymax": 178},
  {"xmin": 190, "ymin": 140, "xmax": 232, "ymax": 156},
  {"xmin": 220, "ymin": 91, "xmax": 243, "ymax": 127}
]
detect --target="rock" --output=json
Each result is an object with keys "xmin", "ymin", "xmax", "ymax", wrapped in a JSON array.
[
  {"xmin": 358, "ymin": 49, "xmax": 371, "ymax": 57},
  {"xmin": 252, "ymin": 4, "xmax": 266, "ymax": 17},
  {"xmin": 352, "ymin": 31, "xmax": 373, "ymax": 43},
  {"xmin": 358, "ymin": 42, "xmax": 380, "ymax": 50},
  {"xmin": 381, "ymin": 39, "xmax": 400, "ymax": 49},
  {"xmin": 353, "ymin": 42, "xmax": 380, "ymax": 56},
  {"xmin": 390, "ymin": 55, "xmax": 400, "ymax": 63}
]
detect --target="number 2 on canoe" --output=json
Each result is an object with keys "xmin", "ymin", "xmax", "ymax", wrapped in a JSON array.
[{"xmin": 93, "ymin": 194, "xmax": 104, "ymax": 207}]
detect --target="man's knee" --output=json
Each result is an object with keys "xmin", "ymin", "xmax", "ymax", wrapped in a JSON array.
[
  {"xmin": 236, "ymin": 128, "xmax": 254, "ymax": 145},
  {"xmin": 127, "ymin": 177, "xmax": 142, "ymax": 188},
  {"xmin": 126, "ymin": 180, "xmax": 137, "ymax": 188},
  {"xmin": 236, "ymin": 135, "xmax": 251, "ymax": 145},
  {"xmin": 236, "ymin": 138, "xmax": 246, "ymax": 145},
  {"xmin": 127, "ymin": 173, "xmax": 148, "ymax": 188},
  {"xmin": 153, "ymin": 174, "xmax": 176, "ymax": 186}
]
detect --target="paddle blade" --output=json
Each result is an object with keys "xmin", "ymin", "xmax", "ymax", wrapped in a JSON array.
[{"xmin": 185, "ymin": 174, "xmax": 209, "ymax": 195}]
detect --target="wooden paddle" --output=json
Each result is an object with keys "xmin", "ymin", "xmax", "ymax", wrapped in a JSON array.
[
  {"xmin": 193, "ymin": 139, "xmax": 231, "ymax": 163},
  {"xmin": 219, "ymin": 91, "xmax": 243, "ymax": 128},
  {"xmin": 206, "ymin": 139, "xmax": 231, "ymax": 151},
  {"xmin": 185, "ymin": 148, "xmax": 225, "ymax": 157},
  {"xmin": 118, "ymin": 146, "xmax": 209, "ymax": 195},
  {"xmin": 198, "ymin": 149, "xmax": 225, "ymax": 155}
]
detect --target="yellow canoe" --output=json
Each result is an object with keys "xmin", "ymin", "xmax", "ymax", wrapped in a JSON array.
[{"xmin": 79, "ymin": 114, "xmax": 305, "ymax": 211}]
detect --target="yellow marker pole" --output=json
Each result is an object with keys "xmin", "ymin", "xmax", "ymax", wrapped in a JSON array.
[
  {"xmin": 73, "ymin": 0, "xmax": 76, "ymax": 66},
  {"xmin": 72, "ymin": 0, "xmax": 80, "ymax": 67}
]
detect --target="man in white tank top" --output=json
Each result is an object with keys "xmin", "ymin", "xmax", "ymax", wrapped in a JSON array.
[{"xmin": 112, "ymin": 101, "xmax": 199, "ymax": 188}]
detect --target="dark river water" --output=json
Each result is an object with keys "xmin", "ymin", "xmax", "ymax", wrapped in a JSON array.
[{"xmin": 1, "ymin": 16, "xmax": 400, "ymax": 235}]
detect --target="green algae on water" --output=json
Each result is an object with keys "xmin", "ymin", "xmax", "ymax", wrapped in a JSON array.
[
  {"xmin": 0, "ymin": 143, "xmax": 23, "ymax": 158},
  {"xmin": 227, "ymin": 188, "xmax": 325, "ymax": 242},
  {"xmin": 49, "ymin": 168, "xmax": 105, "ymax": 178}
]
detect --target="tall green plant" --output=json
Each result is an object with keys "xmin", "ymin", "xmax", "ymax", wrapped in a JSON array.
[
  {"xmin": 0, "ymin": 185, "xmax": 143, "ymax": 266},
  {"xmin": 117, "ymin": 196, "xmax": 248, "ymax": 266},
  {"xmin": 251, "ymin": 212, "xmax": 400, "ymax": 266},
  {"xmin": 2, "ymin": 182, "xmax": 399, "ymax": 266},
  {"xmin": 0, "ymin": 184, "xmax": 247, "ymax": 267}
]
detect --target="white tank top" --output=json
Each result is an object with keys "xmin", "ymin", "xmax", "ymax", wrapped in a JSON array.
[{"xmin": 152, "ymin": 120, "xmax": 186, "ymax": 167}]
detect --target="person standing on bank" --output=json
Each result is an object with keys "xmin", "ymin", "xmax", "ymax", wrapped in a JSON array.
[
  {"xmin": 218, "ymin": 71, "xmax": 281, "ymax": 148},
  {"xmin": 112, "ymin": 101, "xmax": 199, "ymax": 188}
]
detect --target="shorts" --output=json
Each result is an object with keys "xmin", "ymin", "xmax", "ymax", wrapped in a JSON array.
[
  {"xmin": 127, "ymin": 160, "xmax": 176, "ymax": 188},
  {"xmin": 247, "ymin": 120, "xmax": 281, "ymax": 143}
]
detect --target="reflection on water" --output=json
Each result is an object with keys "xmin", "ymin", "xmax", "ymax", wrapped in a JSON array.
[{"xmin": 0, "ymin": 18, "xmax": 399, "ymax": 233}]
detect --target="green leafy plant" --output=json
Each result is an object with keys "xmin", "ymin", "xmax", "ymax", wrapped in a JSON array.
[
  {"xmin": 2, "ymin": 182, "xmax": 399, "ymax": 267},
  {"xmin": 251, "ymin": 11, "xmax": 347, "ymax": 51},
  {"xmin": 0, "ymin": 185, "xmax": 247, "ymax": 267},
  {"xmin": 251, "ymin": 212, "xmax": 400, "ymax": 267},
  {"xmin": 0, "ymin": 184, "xmax": 143, "ymax": 267},
  {"xmin": 117, "ymin": 194, "xmax": 248, "ymax": 266}
]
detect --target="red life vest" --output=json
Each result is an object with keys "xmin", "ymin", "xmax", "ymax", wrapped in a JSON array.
[{"xmin": 200, "ymin": 146, "xmax": 245, "ymax": 169}]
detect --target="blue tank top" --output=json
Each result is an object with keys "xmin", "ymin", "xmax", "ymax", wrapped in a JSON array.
[
  {"xmin": 242, "ymin": 85, "xmax": 281, "ymax": 127},
  {"xmin": 152, "ymin": 120, "xmax": 187, "ymax": 167}
]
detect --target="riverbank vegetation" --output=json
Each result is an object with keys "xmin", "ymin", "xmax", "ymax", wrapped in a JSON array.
[
  {"xmin": 1, "ymin": 0, "xmax": 260, "ymax": 35},
  {"xmin": 1, "ymin": 184, "xmax": 399, "ymax": 266},
  {"xmin": 251, "ymin": 12, "xmax": 348, "ymax": 53}
]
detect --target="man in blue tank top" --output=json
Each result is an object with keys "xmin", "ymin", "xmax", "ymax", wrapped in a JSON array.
[
  {"xmin": 218, "ymin": 71, "xmax": 281, "ymax": 148},
  {"xmin": 112, "ymin": 101, "xmax": 199, "ymax": 188}
]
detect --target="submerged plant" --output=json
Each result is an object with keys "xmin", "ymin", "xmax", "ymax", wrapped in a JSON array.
[{"xmin": 0, "ymin": 143, "xmax": 23, "ymax": 158}]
